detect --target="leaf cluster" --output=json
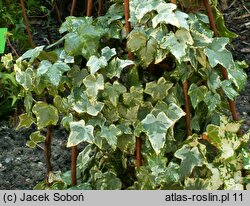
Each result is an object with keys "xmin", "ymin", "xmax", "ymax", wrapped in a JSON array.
[{"xmin": 13, "ymin": 0, "xmax": 250, "ymax": 189}]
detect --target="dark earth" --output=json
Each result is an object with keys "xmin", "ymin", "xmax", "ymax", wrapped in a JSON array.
[{"xmin": 0, "ymin": 1, "xmax": 250, "ymax": 189}]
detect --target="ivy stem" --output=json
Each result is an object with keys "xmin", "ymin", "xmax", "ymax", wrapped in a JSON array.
[
  {"xmin": 124, "ymin": 0, "xmax": 134, "ymax": 60},
  {"xmin": 124, "ymin": 0, "xmax": 141, "ymax": 167},
  {"xmin": 70, "ymin": 0, "xmax": 77, "ymax": 16},
  {"xmin": 45, "ymin": 126, "xmax": 53, "ymax": 184},
  {"xmin": 98, "ymin": 0, "xmax": 104, "ymax": 16},
  {"xmin": 170, "ymin": 0, "xmax": 177, "ymax": 4},
  {"xmin": 71, "ymin": 145, "xmax": 78, "ymax": 186},
  {"xmin": 203, "ymin": 0, "xmax": 239, "ymax": 122},
  {"xmin": 87, "ymin": 0, "xmax": 93, "ymax": 16},
  {"xmin": 20, "ymin": 0, "xmax": 34, "ymax": 48},
  {"xmin": 183, "ymin": 81, "xmax": 192, "ymax": 136}
]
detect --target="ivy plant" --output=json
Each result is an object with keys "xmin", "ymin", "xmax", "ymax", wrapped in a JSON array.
[{"xmin": 14, "ymin": 0, "xmax": 250, "ymax": 189}]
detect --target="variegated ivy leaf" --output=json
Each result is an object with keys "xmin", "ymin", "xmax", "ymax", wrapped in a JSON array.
[
  {"xmin": 15, "ymin": 67, "xmax": 33, "ymax": 90},
  {"xmin": 26, "ymin": 131, "xmax": 46, "ymax": 149},
  {"xmin": 67, "ymin": 120, "xmax": 94, "ymax": 147},
  {"xmin": 131, "ymin": 0, "xmax": 164, "ymax": 22},
  {"xmin": 152, "ymin": 3, "xmax": 177, "ymax": 28},
  {"xmin": 204, "ymin": 91, "xmax": 221, "ymax": 112},
  {"xmin": 77, "ymin": 144, "xmax": 95, "ymax": 172},
  {"xmin": 227, "ymin": 61, "xmax": 248, "ymax": 91},
  {"xmin": 16, "ymin": 113, "xmax": 34, "ymax": 130},
  {"xmin": 118, "ymin": 105, "xmax": 139, "ymax": 123},
  {"xmin": 144, "ymin": 77, "xmax": 173, "ymax": 101},
  {"xmin": 138, "ymin": 37, "xmax": 157, "ymax": 67},
  {"xmin": 83, "ymin": 74, "xmax": 104, "ymax": 98},
  {"xmin": 32, "ymin": 102, "xmax": 59, "ymax": 129},
  {"xmin": 174, "ymin": 145, "xmax": 204, "ymax": 180},
  {"xmin": 122, "ymin": 86, "xmax": 144, "ymax": 106},
  {"xmin": 106, "ymin": 57, "xmax": 134, "ymax": 78},
  {"xmin": 242, "ymin": 148, "xmax": 250, "ymax": 170},
  {"xmin": 152, "ymin": 101, "xmax": 186, "ymax": 123},
  {"xmin": 221, "ymin": 80, "xmax": 239, "ymax": 100},
  {"xmin": 188, "ymin": 83, "xmax": 208, "ymax": 108},
  {"xmin": 142, "ymin": 112, "xmax": 173, "ymax": 154},
  {"xmin": 117, "ymin": 134, "xmax": 135, "ymax": 155},
  {"xmin": 46, "ymin": 61, "xmax": 71, "ymax": 86},
  {"xmin": 204, "ymin": 37, "xmax": 234, "ymax": 69},
  {"xmin": 69, "ymin": 91, "xmax": 104, "ymax": 116},
  {"xmin": 87, "ymin": 55, "xmax": 107, "ymax": 75},
  {"xmin": 102, "ymin": 81, "xmax": 127, "ymax": 107},
  {"xmin": 101, "ymin": 46, "xmax": 116, "ymax": 61},
  {"xmin": 100, "ymin": 124, "xmax": 122, "ymax": 150},
  {"xmin": 161, "ymin": 30, "xmax": 193, "ymax": 62},
  {"xmin": 20, "ymin": 46, "xmax": 45, "ymax": 63},
  {"xmin": 127, "ymin": 30, "xmax": 147, "ymax": 52},
  {"xmin": 37, "ymin": 60, "xmax": 52, "ymax": 77}
]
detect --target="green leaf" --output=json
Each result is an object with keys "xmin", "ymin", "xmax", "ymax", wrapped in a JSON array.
[
  {"xmin": 144, "ymin": 77, "xmax": 173, "ymax": 101},
  {"xmin": 204, "ymin": 37, "xmax": 234, "ymax": 69},
  {"xmin": 122, "ymin": 86, "xmax": 144, "ymax": 106},
  {"xmin": 70, "ymin": 91, "xmax": 104, "ymax": 116},
  {"xmin": 161, "ymin": 31, "xmax": 192, "ymax": 62},
  {"xmin": 67, "ymin": 67, "xmax": 88, "ymax": 87},
  {"xmin": 106, "ymin": 58, "xmax": 134, "ymax": 78},
  {"xmin": 206, "ymin": 124, "xmax": 222, "ymax": 148},
  {"xmin": 16, "ymin": 113, "xmax": 34, "ymax": 130},
  {"xmin": 142, "ymin": 112, "xmax": 173, "ymax": 154},
  {"xmin": 117, "ymin": 134, "xmax": 135, "ymax": 155},
  {"xmin": 46, "ymin": 61, "xmax": 71, "ymax": 86},
  {"xmin": 77, "ymin": 145, "xmax": 95, "ymax": 172},
  {"xmin": 26, "ymin": 131, "xmax": 46, "ymax": 149},
  {"xmin": 221, "ymin": 80, "xmax": 239, "ymax": 100},
  {"xmin": 152, "ymin": 3, "xmax": 178, "ymax": 28},
  {"xmin": 118, "ymin": 105, "xmax": 139, "ymax": 123},
  {"xmin": 64, "ymin": 33, "xmax": 83, "ymax": 56},
  {"xmin": 101, "ymin": 46, "xmax": 116, "ymax": 61},
  {"xmin": 228, "ymin": 62, "xmax": 247, "ymax": 91},
  {"xmin": 188, "ymin": 83, "xmax": 208, "ymax": 108},
  {"xmin": 83, "ymin": 74, "xmax": 104, "ymax": 98},
  {"xmin": 96, "ymin": 172, "xmax": 122, "ymax": 190},
  {"xmin": 20, "ymin": 46, "xmax": 45, "ymax": 63},
  {"xmin": 204, "ymin": 91, "xmax": 221, "ymax": 112},
  {"xmin": 32, "ymin": 102, "xmax": 59, "ymax": 129},
  {"xmin": 127, "ymin": 30, "xmax": 147, "ymax": 52},
  {"xmin": 242, "ymin": 148, "xmax": 250, "ymax": 170},
  {"xmin": 175, "ymin": 145, "xmax": 204, "ymax": 179},
  {"xmin": 15, "ymin": 68, "xmax": 33, "ymax": 90},
  {"xmin": 87, "ymin": 56, "xmax": 107, "ymax": 75},
  {"xmin": 67, "ymin": 120, "xmax": 94, "ymax": 147},
  {"xmin": 138, "ymin": 37, "xmax": 157, "ymax": 67},
  {"xmin": 37, "ymin": 60, "xmax": 52, "ymax": 77},
  {"xmin": 102, "ymin": 81, "xmax": 127, "ymax": 107},
  {"xmin": 100, "ymin": 124, "xmax": 122, "ymax": 150},
  {"xmin": 152, "ymin": 101, "xmax": 186, "ymax": 123},
  {"xmin": 212, "ymin": 6, "xmax": 238, "ymax": 38}
]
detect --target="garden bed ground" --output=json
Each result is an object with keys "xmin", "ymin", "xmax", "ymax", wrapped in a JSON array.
[{"xmin": 0, "ymin": 2, "xmax": 249, "ymax": 189}]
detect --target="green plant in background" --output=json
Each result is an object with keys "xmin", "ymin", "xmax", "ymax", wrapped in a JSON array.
[
  {"xmin": 14, "ymin": 0, "xmax": 250, "ymax": 190},
  {"xmin": 0, "ymin": 53, "xmax": 20, "ymax": 117}
]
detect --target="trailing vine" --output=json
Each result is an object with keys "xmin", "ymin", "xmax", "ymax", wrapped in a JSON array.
[{"xmin": 14, "ymin": 0, "xmax": 250, "ymax": 190}]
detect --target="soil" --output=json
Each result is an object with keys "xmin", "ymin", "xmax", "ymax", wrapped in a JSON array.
[{"xmin": 0, "ymin": 1, "xmax": 250, "ymax": 189}]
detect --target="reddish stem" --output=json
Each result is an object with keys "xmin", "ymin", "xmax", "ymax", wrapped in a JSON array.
[
  {"xmin": 203, "ymin": 0, "xmax": 239, "ymax": 121},
  {"xmin": 71, "ymin": 0, "xmax": 77, "ymax": 16},
  {"xmin": 71, "ymin": 146, "xmax": 78, "ymax": 186},
  {"xmin": 183, "ymin": 81, "xmax": 192, "ymax": 136},
  {"xmin": 20, "ymin": 0, "xmax": 34, "ymax": 48},
  {"xmin": 124, "ymin": 0, "xmax": 141, "ymax": 167},
  {"xmin": 87, "ymin": 0, "xmax": 93, "ymax": 16},
  {"xmin": 6, "ymin": 38, "xmax": 19, "ymax": 58},
  {"xmin": 124, "ymin": 0, "xmax": 135, "ymax": 62},
  {"xmin": 98, "ymin": 0, "xmax": 104, "ymax": 16},
  {"xmin": 45, "ymin": 126, "xmax": 53, "ymax": 184}
]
